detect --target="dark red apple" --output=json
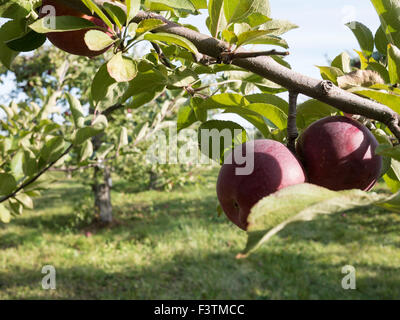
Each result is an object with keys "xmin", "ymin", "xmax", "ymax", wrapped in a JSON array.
[
  {"xmin": 296, "ymin": 115, "xmax": 382, "ymax": 191},
  {"xmin": 217, "ymin": 139, "xmax": 307, "ymax": 230},
  {"xmin": 40, "ymin": 0, "xmax": 113, "ymax": 57}
]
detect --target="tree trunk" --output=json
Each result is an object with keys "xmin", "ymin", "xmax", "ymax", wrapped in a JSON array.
[
  {"xmin": 93, "ymin": 166, "xmax": 113, "ymax": 223},
  {"xmin": 148, "ymin": 169, "xmax": 158, "ymax": 190}
]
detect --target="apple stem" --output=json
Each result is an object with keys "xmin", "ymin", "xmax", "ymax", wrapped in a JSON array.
[{"xmin": 287, "ymin": 91, "xmax": 299, "ymax": 154}]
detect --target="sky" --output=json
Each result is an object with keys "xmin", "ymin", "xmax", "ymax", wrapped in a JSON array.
[
  {"xmin": 0, "ymin": 0, "xmax": 381, "ymax": 111},
  {"xmin": 181, "ymin": 0, "xmax": 381, "ymax": 78}
]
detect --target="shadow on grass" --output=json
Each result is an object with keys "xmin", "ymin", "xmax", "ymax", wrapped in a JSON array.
[
  {"xmin": 277, "ymin": 206, "xmax": 400, "ymax": 248},
  {"xmin": 1, "ymin": 249, "xmax": 399, "ymax": 299},
  {"xmin": 0, "ymin": 187, "xmax": 220, "ymax": 248},
  {"xmin": 2, "ymin": 178, "xmax": 400, "ymax": 299}
]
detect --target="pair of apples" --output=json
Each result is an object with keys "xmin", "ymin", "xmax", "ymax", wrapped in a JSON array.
[{"xmin": 217, "ymin": 116, "xmax": 382, "ymax": 230}]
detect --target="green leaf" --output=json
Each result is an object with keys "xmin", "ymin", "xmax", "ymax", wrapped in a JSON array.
[
  {"xmin": 103, "ymin": 2, "xmax": 127, "ymax": 29},
  {"xmin": 373, "ymin": 128, "xmax": 392, "ymax": 178},
  {"xmin": 245, "ymin": 93, "xmax": 289, "ymax": 115},
  {"xmin": 6, "ymin": 30, "xmax": 46, "ymax": 52},
  {"xmin": 126, "ymin": 85, "xmax": 166, "ymax": 109},
  {"xmin": 168, "ymin": 68, "xmax": 199, "ymax": 88},
  {"xmin": 190, "ymin": 0, "xmax": 208, "ymax": 9},
  {"xmin": 11, "ymin": 150, "xmax": 25, "ymax": 180},
  {"xmin": 384, "ymin": 159, "xmax": 400, "ymax": 193},
  {"xmin": 91, "ymin": 63, "xmax": 129, "ymax": 109},
  {"xmin": 368, "ymin": 62, "xmax": 391, "ymax": 84},
  {"xmin": 136, "ymin": 19, "xmax": 166, "ymax": 35},
  {"xmin": 79, "ymin": 140, "xmax": 93, "ymax": 162},
  {"xmin": 346, "ymin": 21, "xmax": 374, "ymax": 57},
  {"xmin": 236, "ymin": 30, "xmax": 288, "ymax": 48},
  {"xmin": 81, "ymin": 0, "xmax": 114, "ymax": 30},
  {"xmin": 0, "ymin": 173, "xmax": 17, "ymax": 196},
  {"xmin": 376, "ymin": 144, "xmax": 400, "ymax": 162},
  {"xmin": 331, "ymin": 52, "xmax": 352, "ymax": 73},
  {"xmin": 74, "ymin": 116, "xmax": 108, "ymax": 145},
  {"xmin": 191, "ymin": 96, "xmax": 208, "ymax": 122},
  {"xmin": 198, "ymin": 120, "xmax": 247, "ymax": 163},
  {"xmin": 145, "ymin": 0, "xmax": 196, "ymax": 12},
  {"xmin": 66, "ymin": 93, "xmax": 85, "ymax": 129},
  {"xmin": 23, "ymin": 150, "xmax": 37, "ymax": 177},
  {"xmin": 0, "ymin": 20, "xmax": 24, "ymax": 69},
  {"xmin": 241, "ymin": 183, "xmax": 394, "ymax": 256},
  {"xmin": 107, "ymin": 52, "xmax": 138, "ymax": 83},
  {"xmin": 245, "ymin": 103, "xmax": 288, "ymax": 130},
  {"xmin": 0, "ymin": 203, "xmax": 11, "ymax": 223},
  {"xmin": 41, "ymin": 136, "xmax": 65, "ymax": 162},
  {"xmin": 208, "ymin": 0, "xmax": 226, "ymax": 37},
  {"xmin": 371, "ymin": 0, "xmax": 400, "ymax": 48},
  {"xmin": 353, "ymin": 89, "xmax": 400, "ymax": 114},
  {"xmin": 201, "ymin": 93, "xmax": 270, "ymax": 137},
  {"xmin": 84, "ymin": 30, "xmax": 114, "ymax": 51},
  {"xmin": 222, "ymin": 29, "xmax": 238, "ymax": 44},
  {"xmin": 9, "ymin": 199, "xmax": 23, "ymax": 216},
  {"xmin": 260, "ymin": 19, "xmax": 298, "ymax": 36},
  {"xmin": 316, "ymin": 66, "xmax": 344, "ymax": 85},
  {"xmin": 354, "ymin": 49, "xmax": 369, "ymax": 69},
  {"xmin": 144, "ymin": 32, "xmax": 199, "ymax": 54},
  {"xmin": 15, "ymin": 193, "xmax": 33, "ymax": 209},
  {"xmin": 388, "ymin": 44, "xmax": 400, "ymax": 84},
  {"xmin": 296, "ymin": 99, "xmax": 338, "ymax": 130},
  {"xmin": 126, "ymin": 0, "xmax": 141, "ymax": 23},
  {"xmin": 118, "ymin": 127, "xmax": 129, "ymax": 149},
  {"xmin": 375, "ymin": 25, "xmax": 389, "ymax": 55},
  {"xmin": 121, "ymin": 66, "xmax": 167, "ymax": 103},
  {"xmin": 29, "ymin": 16, "xmax": 97, "ymax": 33},
  {"xmin": 224, "ymin": 0, "xmax": 270, "ymax": 25},
  {"xmin": 177, "ymin": 102, "xmax": 197, "ymax": 131},
  {"xmin": 0, "ymin": 1, "xmax": 29, "ymax": 21}
]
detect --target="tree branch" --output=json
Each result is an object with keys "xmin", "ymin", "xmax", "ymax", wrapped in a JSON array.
[
  {"xmin": 46, "ymin": 2, "xmax": 400, "ymax": 140},
  {"xmin": 0, "ymin": 144, "xmax": 73, "ymax": 203},
  {"xmin": 130, "ymin": 11, "xmax": 400, "ymax": 140}
]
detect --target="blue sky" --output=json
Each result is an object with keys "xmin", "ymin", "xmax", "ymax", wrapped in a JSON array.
[{"xmin": 0, "ymin": 0, "xmax": 381, "ymax": 106}]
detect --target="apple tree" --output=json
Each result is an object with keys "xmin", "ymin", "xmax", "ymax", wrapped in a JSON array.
[{"xmin": 2, "ymin": 0, "xmax": 400, "ymax": 256}]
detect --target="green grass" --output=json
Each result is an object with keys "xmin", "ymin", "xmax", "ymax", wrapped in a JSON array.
[{"xmin": 1, "ymin": 170, "xmax": 400, "ymax": 299}]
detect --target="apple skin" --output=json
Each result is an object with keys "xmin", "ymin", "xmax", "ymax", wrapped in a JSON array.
[
  {"xmin": 40, "ymin": 0, "xmax": 113, "ymax": 57},
  {"xmin": 217, "ymin": 139, "xmax": 307, "ymax": 230},
  {"xmin": 296, "ymin": 115, "xmax": 382, "ymax": 191}
]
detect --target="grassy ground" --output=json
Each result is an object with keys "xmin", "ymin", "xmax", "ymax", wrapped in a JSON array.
[{"xmin": 1, "ymin": 169, "xmax": 400, "ymax": 299}]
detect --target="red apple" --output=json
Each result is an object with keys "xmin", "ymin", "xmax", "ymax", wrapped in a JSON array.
[
  {"xmin": 40, "ymin": 0, "xmax": 113, "ymax": 57},
  {"xmin": 296, "ymin": 115, "xmax": 382, "ymax": 191},
  {"xmin": 217, "ymin": 139, "xmax": 307, "ymax": 230}
]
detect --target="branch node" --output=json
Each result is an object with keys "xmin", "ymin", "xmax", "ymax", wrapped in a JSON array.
[
  {"xmin": 220, "ymin": 50, "xmax": 234, "ymax": 64},
  {"xmin": 321, "ymin": 80, "xmax": 334, "ymax": 95}
]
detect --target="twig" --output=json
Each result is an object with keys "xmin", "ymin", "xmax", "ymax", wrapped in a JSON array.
[
  {"xmin": 0, "ymin": 144, "xmax": 74, "ymax": 204},
  {"xmin": 151, "ymin": 42, "xmax": 173, "ymax": 68},
  {"xmin": 287, "ymin": 91, "xmax": 299, "ymax": 154},
  {"xmin": 221, "ymin": 50, "xmax": 289, "ymax": 64}
]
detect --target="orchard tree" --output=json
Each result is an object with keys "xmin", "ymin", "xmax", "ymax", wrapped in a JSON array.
[
  {"xmin": 0, "ymin": 45, "xmax": 189, "ymax": 223},
  {"xmin": 2, "ymin": 0, "xmax": 400, "ymax": 256}
]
